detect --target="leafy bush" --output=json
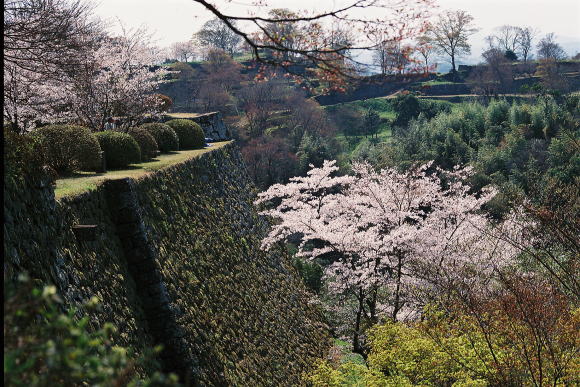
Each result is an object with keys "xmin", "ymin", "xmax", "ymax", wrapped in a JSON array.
[
  {"xmin": 485, "ymin": 99, "xmax": 510, "ymax": 126},
  {"xmin": 95, "ymin": 131, "xmax": 141, "ymax": 169},
  {"xmin": 509, "ymin": 103, "xmax": 532, "ymax": 127},
  {"xmin": 127, "ymin": 127, "xmax": 159, "ymax": 161},
  {"xmin": 4, "ymin": 127, "xmax": 47, "ymax": 179},
  {"xmin": 307, "ymin": 303, "xmax": 579, "ymax": 386},
  {"xmin": 392, "ymin": 93, "xmax": 422, "ymax": 128},
  {"xmin": 293, "ymin": 258, "xmax": 324, "ymax": 294},
  {"xmin": 32, "ymin": 124, "xmax": 102, "ymax": 173},
  {"xmin": 165, "ymin": 119, "xmax": 205, "ymax": 149},
  {"xmin": 139, "ymin": 123, "xmax": 179, "ymax": 153},
  {"xmin": 391, "ymin": 94, "xmax": 451, "ymax": 129},
  {"xmin": 4, "ymin": 276, "xmax": 180, "ymax": 386}
]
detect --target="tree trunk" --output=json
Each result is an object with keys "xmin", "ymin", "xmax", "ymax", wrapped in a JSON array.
[
  {"xmin": 392, "ymin": 253, "xmax": 403, "ymax": 321},
  {"xmin": 451, "ymin": 54, "xmax": 456, "ymax": 73},
  {"xmin": 353, "ymin": 287, "xmax": 365, "ymax": 356}
]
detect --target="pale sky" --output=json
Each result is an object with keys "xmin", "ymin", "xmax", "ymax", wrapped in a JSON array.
[{"xmin": 95, "ymin": 0, "xmax": 580, "ymax": 64}]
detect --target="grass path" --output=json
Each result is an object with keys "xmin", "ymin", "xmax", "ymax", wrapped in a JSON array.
[{"xmin": 55, "ymin": 141, "xmax": 231, "ymax": 199}]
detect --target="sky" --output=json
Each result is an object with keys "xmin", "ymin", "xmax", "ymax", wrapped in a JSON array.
[{"xmin": 94, "ymin": 0, "xmax": 580, "ymax": 66}]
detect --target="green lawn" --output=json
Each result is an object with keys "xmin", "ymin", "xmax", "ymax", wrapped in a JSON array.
[
  {"xmin": 163, "ymin": 112, "xmax": 206, "ymax": 119},
  {"xmin": 54, "ymin": 141, "xmax": 231, "ymax": 199},
  {"xmin": 333, "ymin": 339, "xmax": 366, "ymax": 365},
  {"xmin": 336, "ymin": 127, "xmax": 393, "ymax": 156},
  {"xmin": 420, "ymin": 79, "xmax": 458, "ymax": 86}
]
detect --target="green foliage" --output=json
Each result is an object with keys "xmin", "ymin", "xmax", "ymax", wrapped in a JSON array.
[
  {"xmin": 386, "ymin": 96, "xmax": 578, "ymax": 200},
  {"xmin": 366, "ymin": 320, "xmax": 486, "ymax": 386},
  {"xmin": 508, "ymin": 103, "xmax": 532, "ymax": 127},
  {"xmin": 297, "ymin": 132, "xmax": 334, "ymax": 173},
  {"xmin": 4, "ymin": 127, "xmax": 47, "ymax": 179},
  {"xmin": 139, "ymin": 123, "xmax": 179, "ymax": 153},
  {"xmin": 307, "ymin": 305, "xmax": 579, "ymax": 386},
  {"xmin": 4, "ymin": 277, "xmax": 180, "ymax": 386},
  {"xmin": 362, "ymin": 109, "xmax": 381, "ymax": 137},
  {"xmin": 293, "ymin": 258, "xmax": 324, "ymax": 294},
  {"xmin": 127, "ymin": 127, "xmax": 159, "ymax": 161},
  {"xmin": 95, "ymin": 131, "xmax": 141, "ymax": 169},
  {"xmin": 394, "ymin": 116, "xmax": 472, "ymax": 170},
  {"xmin": 547, "ymin": 130, "xmax": 580, "ymax": 181},
  {"xmin": 164, "ymin": 119, "xmax": 205, "ymax": 149},
  {"xmin": 504, "ymin": 49, "xmax": 518, "ymax": 61},
  {"xmin": 32, "ymin": 124, "xmax": 102, "ymax": 174},
  {"xmin": 391, "ymin": 93, "xmax": 451, "ymax": 130},
  {"xmin": 485, "ymin": 99, "xmax": 510, "ymax": 126},
  {"xmin": 306, "ymin": 360, "xmax": 388, "ymax": 387}
]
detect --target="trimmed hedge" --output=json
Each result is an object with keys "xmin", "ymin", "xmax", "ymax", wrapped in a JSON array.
[
  {"xmin": 164, "ymin": 119, "xmax": 205, "ymax": 149},
  {"xmin": 95, "ymin": 131, "xmax": 141, "ymax": 169},
  {"xmin": 127, "ymin": 128, "xmax": 159, "ymax": 161},
  {"xmin": 139, "ymin": 123, "xmax": 179, "ymax": 153},
  {"xmin": 33, "ymin": 125, "xmax": 101, "ymax": 173},
  {"xmin": 4, "ymin": 127, "xmax": 47, "ymax": 179}
]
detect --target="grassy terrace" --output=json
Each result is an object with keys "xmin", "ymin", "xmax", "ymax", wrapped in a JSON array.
[{"xmin": 55, "ymin": 141, "xmax": 232, "ymax": 199}]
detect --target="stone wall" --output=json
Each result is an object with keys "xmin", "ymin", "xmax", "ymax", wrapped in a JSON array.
[
  {"xmin": 160, "ymin": 112, "xmax": 231, "ymax": 141},
  {"xmin": 188, "ymin": 112, "xmax": 230, "ymax": 141},
  {"xmin": 4, "ymin": 142, "xmax": 329, "ymax": 385}
]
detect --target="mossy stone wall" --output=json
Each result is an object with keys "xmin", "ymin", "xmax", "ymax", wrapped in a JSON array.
[{"xmin": 4, "ymin": 142, "xmax": 329, "ymax": 385}]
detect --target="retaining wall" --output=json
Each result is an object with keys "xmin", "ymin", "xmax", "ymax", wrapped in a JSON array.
[{"xmin": 4, "ymin": 142, "xmax": 329, "ymax": 385}]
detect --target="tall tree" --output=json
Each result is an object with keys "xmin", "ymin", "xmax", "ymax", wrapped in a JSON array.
[
  {"xmin": 489, "ymin": 25, "xmax": 521, "ymax": 53},
  {"xmin": 3, "ymin": 0, "xmax": 103, "ymax": 75},
  {"xmin": 373, "ymin": 39, "xmax": 413, "ymax": 75},
  {"xmin": 426, "ymin": 10, "xmax": 478, "ymax": 74},
  {"xmin": 415, "ymin": 35, "xmax": 436, "ymax": 74},
  {"xmin": 537, "ymin": 33, "xmax": 567, "ymax": 60},
  {"xmin": 194, "ymin": 17, "xmax": 242, "ymax": 57},
  {"xmin": 54, "ymin": 26, "xmax": 168, "ymax": 130},
  {"xmin": 256, "ymin": 160, "xmax": 514, "ymax": 352},
  {"xmin": 362, "ymin": 109, "xmax": 381, "ymax": 138},
  {"xmin": 516, "ymin": 26, "xmax": 538, "ymax": 62},
  {"xmin": 479, "ymin": 47, "xmax": 514, "ymax": 94},
  {"xmin": 170, "ymin": 40, "xmax": 196, "ymax": 62},
  {"xmin": 3, "ymin": 0, "xmax": 103, "ymax": 132}
]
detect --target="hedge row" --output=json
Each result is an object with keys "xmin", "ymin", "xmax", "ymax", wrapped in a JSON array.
[{"xmin": 19, "ymin": 120, "xmax": 206, "ymax": 174}]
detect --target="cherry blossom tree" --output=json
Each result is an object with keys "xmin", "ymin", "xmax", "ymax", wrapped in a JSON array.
[
  {"xmin": 3, "ymin": 0, "xmax": 104, "ymax": 132},
  {"xmin": 256, "ymin": 160, "xmax": 518, "ymax": 353},
  {"xmin": 49, "ymin": 26, "xmax": 168, "ymax": 131},
  {"xmin": 3, "ymin": 3, "xmax": 166, "ymax": 132}
]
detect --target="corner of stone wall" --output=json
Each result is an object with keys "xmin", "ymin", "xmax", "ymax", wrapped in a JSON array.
[{"xmin": 102, "ymin": 178, "xmax": 198, "ymax": 384}]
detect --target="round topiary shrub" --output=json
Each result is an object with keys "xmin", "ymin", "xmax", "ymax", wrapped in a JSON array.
[
  {"xmin": 164, "ymin": 119, "xmax": 205, "ymax": 149},
  {"xmin": 139, "ymin": 123, "xmax": 179, "ymax": 153},
  {"xmin": 4, "ymin": 127, "xmax": 47, "ymax": 178},
  {"xmin": 95, "ymin": 131, "xmax": 141, "ymax": 169},
  {"xmin": 33, "ymin": 124, "xmax": 101, "ymax": 173},
  {"xmin": 127, "ymin": 127, "xmax": 159, "ymax": 161}
]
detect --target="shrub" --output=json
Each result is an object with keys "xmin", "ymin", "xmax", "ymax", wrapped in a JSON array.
[
  {"xmin": 33, "ymin": 125, "xmax": 101, "ymax": 173},
  {"xmin": 139, "ymin": 123, "xmax": 179, "ymax": 153},
  {"xmin": 509, "ymin": 103, "xmax": 532, "ymax": 127},
  {"xmin": 4, "ymin": 127, "xmax": 47, "ymax": 179},
  {"xmin": 95, "ymin": 131, "xmax": 141, "ymax": 169},
  {"xmin": 486, "ymin": 99, "xmax": 510, "ymax": 126},
  {"xmin": 4, "ymin": 277, "xmax": 180, "ymax": 386},
  {"xmin": 127, "ymin": 127, "xmax": 159, "ymax": 161},
  {"xmin": 165, "ymin": 119, "xmax": 205, "ymax": 149}
]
